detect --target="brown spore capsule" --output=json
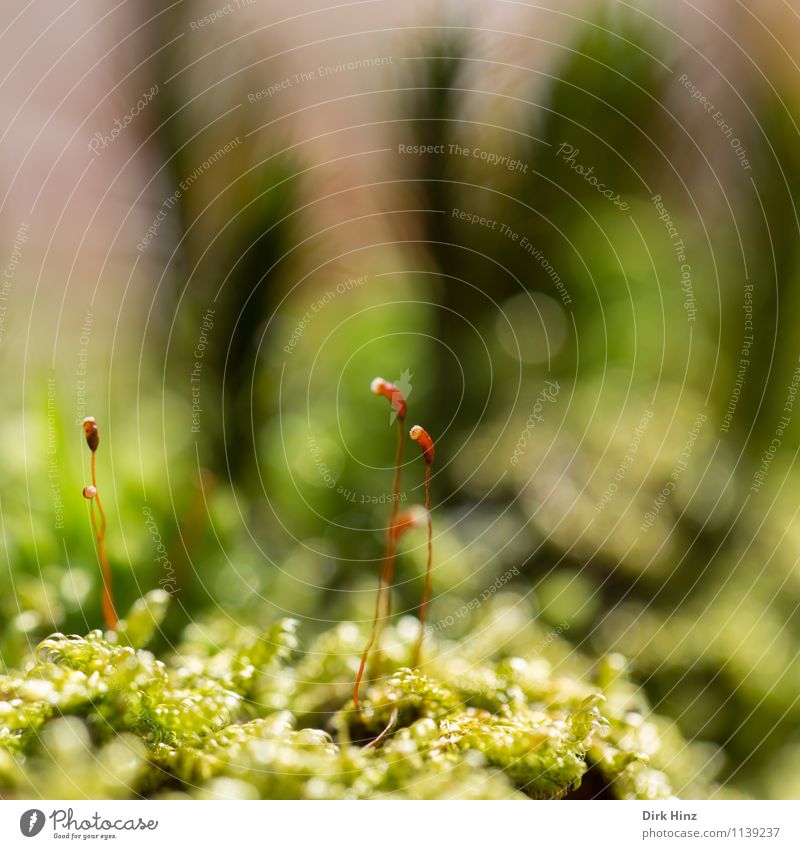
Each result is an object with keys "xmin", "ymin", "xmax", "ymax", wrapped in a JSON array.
[{"xmin": 83, "ymin": 416, "xmax": 99, "ymax": 452}]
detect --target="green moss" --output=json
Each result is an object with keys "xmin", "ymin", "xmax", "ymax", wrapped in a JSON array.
[{"xmin": 0, "ymin": 591, "xmax": 730, "ymax": 800}]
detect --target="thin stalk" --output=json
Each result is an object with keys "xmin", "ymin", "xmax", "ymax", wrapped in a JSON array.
[
  {"xmin": 353, "ymin": 564, "xmax": 385, "ymax": 712},
  {"xmin": 409, "ymin": 424, "xmax": 435, "ymax": 668},
  {"xmin": 90, "ymin": 451, "xmax": 117, "ymax": 630},
  {"xmin": 354, "ymin": 419, "xmax": 404, "ymax": 709},
  {"xmin": 371, "ymin": 422, "xmax": 404, "ymax": 654},
  {"xmin": 412, "ymin": 463, "xmax": 432, "ymax": 667},
  {"xmin": 364, "ymin": 706, "xmax": 399, "ymax": 749},
  {"xmin": 83, "ymin": 417, "xmax": 117, "ymax": 631}
]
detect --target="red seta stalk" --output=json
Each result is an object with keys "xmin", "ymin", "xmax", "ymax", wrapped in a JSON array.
[
  {"xmin": 353, "ymin": 378, "xmax": 408, "ymax": 711},
  {"xmin": 82, "ymin": 417, "xmax": 118, "ymax": 630},
  {"xmin": 353, "ymin": 506, "xmax": 425, "ymax": 711},
  {"xmin": 409, "ymin": 425, "xmax": 434, "ymax": 667},
  {"xmin": 370, "ymin": 422, "xmax": 404, "ymax": 663}
]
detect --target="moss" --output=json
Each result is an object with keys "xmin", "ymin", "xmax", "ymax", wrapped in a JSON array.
[{"xmin": 0, "ymin": 591, "xmax": 731, "ymax": 800}]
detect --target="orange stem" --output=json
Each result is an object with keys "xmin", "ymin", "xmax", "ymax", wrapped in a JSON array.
[
  {"xmin": 354, "ymin": 420, "xmax": 404, "ymax": 709},
  {"xmin": 412, "ymin": 463, "xmax": 432, "ymax": 667},
  {"xmin": 353, "ymin": 564, "xmax": 385, "ymax": 711},
  {"xmin": 376, "ymin": 423, "xmax": 404, "ymax": 623},
  {"xmin": 90, "ymin": 452, "xmax": 117, "ymax": 630}
]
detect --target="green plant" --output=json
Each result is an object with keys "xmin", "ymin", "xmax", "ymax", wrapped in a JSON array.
[
  {"xmin": 0, "ymin": 386, "xmax": 739, "ymax": 799},
  {"xmin": 0, "ymin": 591, "xmax": 727, "ymax": 800}
]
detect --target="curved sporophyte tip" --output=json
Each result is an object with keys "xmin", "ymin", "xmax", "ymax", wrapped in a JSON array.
[
  {"xmin": 370, "ymin": 376, "xmax": 407, "ymax": 421},
  {"xmin": 409, "ymin": 425, "xmax": 434, "ymax": 465}
]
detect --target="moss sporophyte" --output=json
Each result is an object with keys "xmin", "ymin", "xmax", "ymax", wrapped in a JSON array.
[
  {"xmin": 354, "ymin": 377, "xmax": 408, "ymax": 711},
  {"xmin": 409, "ymin": 424, "xmax": 434, "ymax": 667},
  {"xmin": 0, "ymin": 397, "xmax": 724, "ymax": 799},
  {"xmin": 353, "ymin": 378, "xmax": 438, "ymax": 725}
]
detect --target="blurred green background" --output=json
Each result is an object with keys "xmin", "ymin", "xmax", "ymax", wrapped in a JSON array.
[{"xmin": 2, "ymin": 0, "xmax": 800, "ymax": 799}]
